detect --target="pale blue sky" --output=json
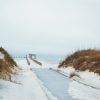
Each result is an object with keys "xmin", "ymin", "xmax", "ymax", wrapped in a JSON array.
[{"xmin": 0, "ymin": 0, "xmax": 100, "ymax": 56}]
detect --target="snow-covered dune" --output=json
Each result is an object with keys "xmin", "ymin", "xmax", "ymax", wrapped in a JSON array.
[{"xmin": 0, "ymin": 59, "xmax": 50, "ymax": 100}]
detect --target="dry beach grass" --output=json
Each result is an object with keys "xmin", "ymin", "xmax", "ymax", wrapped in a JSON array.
[
  {"xmin": 0, "ymin": 47, "xmax": 18, "ymax": 81},
  {"xmin": 59, "ymin": 49, "xmax": 100, "ymax": 74}
]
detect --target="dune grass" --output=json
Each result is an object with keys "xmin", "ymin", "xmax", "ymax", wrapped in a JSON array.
[
  {"xmin": 0, "ymin": 47, "xmax": 18, "ymax": 81},
  {"xmin": 59, "ymin": 49, "xmax": 100, "ymax": 74}
]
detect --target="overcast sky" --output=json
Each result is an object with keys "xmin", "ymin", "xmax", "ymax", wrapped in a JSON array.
[{"xmin": 0, "ymin": 0, "xmax": 100, "ymax": 56}]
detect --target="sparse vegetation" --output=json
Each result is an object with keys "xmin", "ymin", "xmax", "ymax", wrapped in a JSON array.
[
  {"xmin": 0, "ymin": 47, "xmax": 18, "ymax": 81},
  {"xmin": 58, "ymin": 49, "xmax": 100, "ymax": 74}
]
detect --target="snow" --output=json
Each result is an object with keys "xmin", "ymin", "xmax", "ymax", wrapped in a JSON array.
[
  {"xmin": 58, "ymin": 66, "xmax": 100, "ymax": 89},
  {"xmin": 1, "ymin": 56, "xmax": 100, "ymax": 100},
  {"xmin": 75, "ymin": 71, "xmax": 100, "ymax": 89},
  {"xmin": 57, "ymin": 66, "xmax": 100, "ymax": 100},
  {"xmin": 58, "ymin": 67, "xmax": 75, "ymax": 77},
  {"xmin": 17, "ymin": 58, "xmax": 100, "ymax": 100},
  {"xmin": 0, "ymin": 52, "xmax": 4, "ymax": 59},
  {"xmin": 28, "ymin": 58, "xmax": 42, "ymax": 68},
  {"xmin": 27, "ymin": 58, "xmax": 100, "ymax": 100},
  {"xmin": 41, "ymin": 61, "xmax": 58, "ymax": 69},
  {"xmin": 0, "ymin": 58, "xmax": 60, "ymax": 100},
  {"xmin": 0, "ymin": 59, "xmax": 49, "ymax": 100},
  {"xmin": 0, "ymin": 71, "xmax": 48, "ymax": 100},
  {"xmin": 29, "ymin": 58, "xmax": 58, "ymax": 69},
  {"xmin": 68, "ymin": 81, "xmax": 100, "ymax": 100}
]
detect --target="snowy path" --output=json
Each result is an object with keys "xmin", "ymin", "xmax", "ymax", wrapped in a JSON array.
[{"xmin": 33, "ymin": 68, "xmax": 77, "ymax": 100}]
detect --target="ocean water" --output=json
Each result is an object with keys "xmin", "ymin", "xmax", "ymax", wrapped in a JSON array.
[
  {"xmin": 37, "ymin": 55, "xmax": 65, "ymax": 63},
  {"xmin": 13, "ymin": 54, "xmax": 65, "ymax": 61}
]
